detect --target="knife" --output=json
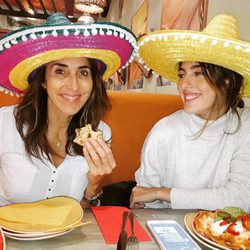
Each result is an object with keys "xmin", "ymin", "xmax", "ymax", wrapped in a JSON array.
[{"xmin": 116, "ymin": 211, "xmax": 129, "ymax": 250}]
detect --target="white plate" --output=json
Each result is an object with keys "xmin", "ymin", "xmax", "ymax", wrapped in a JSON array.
[
  {"xmin": 184, "ymin": 213, "xmax": 222, "ymax": 250},
  {"xmin": 2, "ymin": 228, "xmax": 66, "ymax": 238},
  {"xmin": 1, "ymin": 219, "xmax": 84, "ymax": 238},
  {"xmin": 0, "ymin": 228, "xmax": 6, "ymax": 250},
  {"xmin": 5, "ymin": 228, "xmax": 74, "ymax": 241}
]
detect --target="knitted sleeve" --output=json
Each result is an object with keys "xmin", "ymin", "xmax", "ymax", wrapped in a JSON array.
[{"xmin": 135, "ymin": 118, "xmax": 173, "ymax": 209}]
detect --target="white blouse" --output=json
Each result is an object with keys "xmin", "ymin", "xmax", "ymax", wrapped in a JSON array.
[{"xmin": 0, "ymin": 105, "xmax": 111, "ymax": 206}]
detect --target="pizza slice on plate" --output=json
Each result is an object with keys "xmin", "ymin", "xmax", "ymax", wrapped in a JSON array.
[{"xmin": 193, "ymin": 207, "xmax": 250, "ymax": 250}]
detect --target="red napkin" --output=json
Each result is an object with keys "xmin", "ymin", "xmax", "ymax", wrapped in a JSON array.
[{"xmin": 92, "ymin": 206, "xmax": 151, "ymax": 244}]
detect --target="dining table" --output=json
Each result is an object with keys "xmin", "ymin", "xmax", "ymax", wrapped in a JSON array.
[{"xmin": 4, "ymin": 208, "xmax": 210, "ymax": 250}]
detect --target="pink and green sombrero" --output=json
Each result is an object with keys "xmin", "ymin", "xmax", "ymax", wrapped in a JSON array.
[{"xmin": 0, "ymin": 13, "xmax": 137, "ymax": 96}]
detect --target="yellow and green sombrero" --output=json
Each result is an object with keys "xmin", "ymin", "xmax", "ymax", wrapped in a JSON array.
[
  {"xmin": 138, "ymin": 14, "xmax": 250, "ymax": 97},
  {"xmin": 0, "ymin": 13, "xmax": 137, "ymax": 96}
]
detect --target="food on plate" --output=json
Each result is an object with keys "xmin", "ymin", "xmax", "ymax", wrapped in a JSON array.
[
  {"xmin": 73, "ymin": 124, "xmax": 103, "ymax": 146},
  {"xmin": 193, "ymin": 207, "xmax": 250, "ymax": 250}
]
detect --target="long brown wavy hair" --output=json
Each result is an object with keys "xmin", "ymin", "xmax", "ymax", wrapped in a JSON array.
[
  {"xmin": 179, "ymin": 62, "xmax": 244, "ymax": 136},
  {"xmin": 14, "ymin": 59, "xmax": 111, "ymax": 162}
]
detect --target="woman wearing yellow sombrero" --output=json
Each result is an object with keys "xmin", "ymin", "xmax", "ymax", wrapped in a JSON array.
[
  {"xmin": 130, "ymin": 14, "xmax": 250, "ymax": 211},
  {"xmin": 0, "ymin": 13, "xmax": 136, "ymax": 207}
]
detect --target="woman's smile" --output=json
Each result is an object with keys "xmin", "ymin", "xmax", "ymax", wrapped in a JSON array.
[
  {"xmin": 183, "ymin": 92, "xmax": 201, "ymax": 102},
  {"xmin": 59, "ymin": 93, "xmax": 82, "ymax": 103}
]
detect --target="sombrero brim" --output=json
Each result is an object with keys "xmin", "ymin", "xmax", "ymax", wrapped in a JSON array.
[
  {"xmin": 0, "ymin": 22, "xmax": 137, "ymax": 95},
  {"xmin": 138, "ymin": 30, "xmax": 250, "ymax": 97}
]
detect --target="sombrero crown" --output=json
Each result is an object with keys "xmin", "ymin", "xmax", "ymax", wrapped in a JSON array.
[
  {"xmin": 0, "ymin": 13, "xmax": 137, "ymax": 96},
  {"xmin": 138, "ymin": 14, "xmax": 250, "ymax": 97}
]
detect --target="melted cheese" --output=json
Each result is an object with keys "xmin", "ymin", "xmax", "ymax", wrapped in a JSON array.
[
  {"xmin": 211, "ymin": 220, "xmax": 229, "ymax": 236},
  {"xmin": 234, "ymin": 220, "xmax": 244, "ymax": 234},
  {"xmin": 211, "ymin": 220, "xmax": 245, "ymax": 237}
]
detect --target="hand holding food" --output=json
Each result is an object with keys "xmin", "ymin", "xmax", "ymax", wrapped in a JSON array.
[{"xmin": 74, "ymin": 124, "xmax": 116, "ymax": 176}]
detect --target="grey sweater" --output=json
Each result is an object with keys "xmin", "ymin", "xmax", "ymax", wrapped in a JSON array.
[{"xmin": 135, "ymin": 108, "xmax": 250, "ymax": 212}]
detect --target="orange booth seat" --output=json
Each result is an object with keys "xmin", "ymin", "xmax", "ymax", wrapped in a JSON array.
[
  {"xmin": 0, "ymin": 91, "xmax": 19, "ymax": 106},
  {"xmin": 0, "ymin": 90, "xmax": 183, "ymax": 184}
]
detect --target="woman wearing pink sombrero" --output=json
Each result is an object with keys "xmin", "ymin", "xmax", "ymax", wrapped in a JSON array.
[
  {"xmin": 130, "ymin": 14, "xmax": 250, "ymax": 211},
  {"xmin": 0, "ymin": 13, "xmax": 136, "ymax": 207}
]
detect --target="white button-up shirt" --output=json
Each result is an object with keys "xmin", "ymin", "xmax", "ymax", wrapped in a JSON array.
[{"xmin": 0, "ymin": 105, "xmax": 111, "ymax": 206}]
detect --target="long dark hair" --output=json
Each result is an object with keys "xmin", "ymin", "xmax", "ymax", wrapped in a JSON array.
[
  {"xmin": 179, "ymin": 62, "xmax": 244, "ymax": 135},
  {"xmin": 14, "ymin": 59, "xmax": 111, "ymax": 162}
]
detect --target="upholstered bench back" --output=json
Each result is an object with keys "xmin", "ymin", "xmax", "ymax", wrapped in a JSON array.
[{"xmin": 103, "ymin": 91, "xmax": 183, "ymax": 184}]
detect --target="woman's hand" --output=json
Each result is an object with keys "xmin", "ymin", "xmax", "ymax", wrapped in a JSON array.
[
  {"xmin": 82, "ymin": 137, "xmax": 116, "ymax": 199},
  {"xmin": 130, "ymin": 186, "xmax": 171, "ymax": 208},
  {"xmin": 83, "ymin": 137, "xmax": 115, "ymax": 176}
]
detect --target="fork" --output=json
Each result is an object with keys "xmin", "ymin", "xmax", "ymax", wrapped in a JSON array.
[{"xmin": 127, "ymin": 211, "xmax": 139, "ymax": 249}]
